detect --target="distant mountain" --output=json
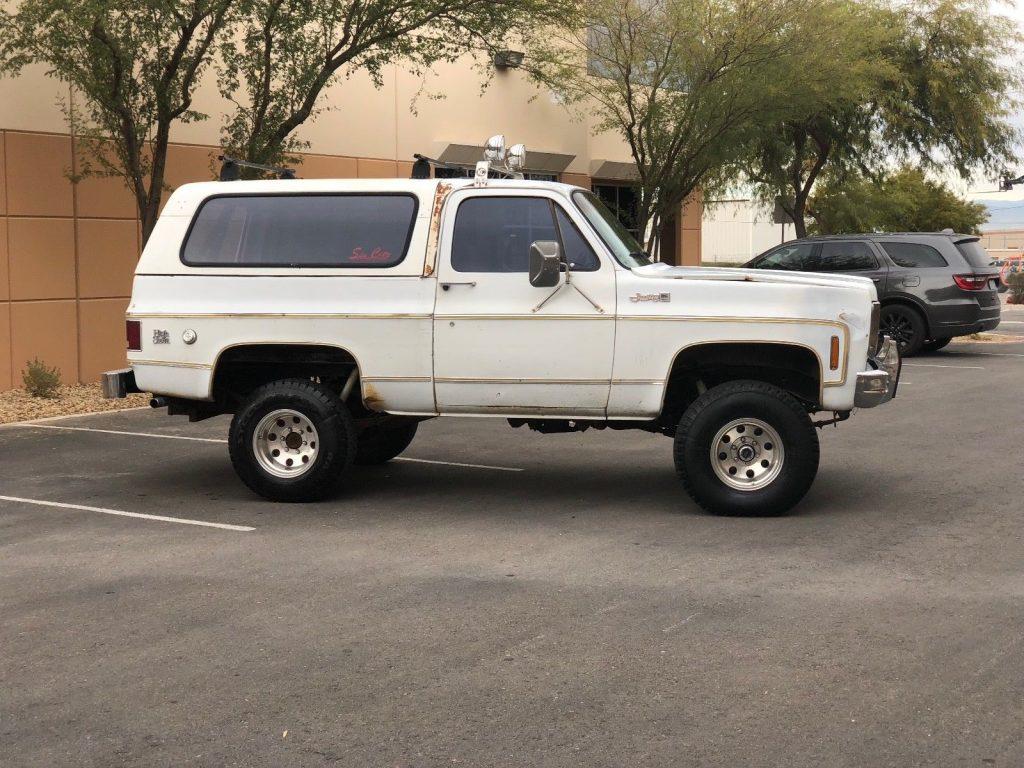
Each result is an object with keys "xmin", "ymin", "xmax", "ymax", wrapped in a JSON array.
[{"xmin": 975, "ymin": 199, "xmax": 1024, "ymax": 231}]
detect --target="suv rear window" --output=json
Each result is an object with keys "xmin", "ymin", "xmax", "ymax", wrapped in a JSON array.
[
  {"xmin": 181, "ymin": 194, "xmax": 417, "ymax": 268},
  {"xmin": 880, "ymin": 242, "xmax": 947, "ymax": 268},
  {"xmin": 954, "ymin": 239, "xmax": 994, "ymax": 269}
]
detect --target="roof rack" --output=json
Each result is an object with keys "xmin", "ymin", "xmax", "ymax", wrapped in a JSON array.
[{"xmin": 218, "ymin": 155, "xmax": 296, "ymax": 181}]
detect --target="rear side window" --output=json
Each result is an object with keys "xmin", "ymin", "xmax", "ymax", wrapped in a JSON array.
[
  {"xmin": 954, "ymin": 239, "xmax": 994, "ymax": 269},
  {"xmin": 181, "ymin": 194, "xmax": 417, "ymax": 267},
  {"xmin": 816, "ymin": 241, "xmax": 877, "ymax": 271},
  {"xmin": 880, "ymin": 242, "xmax": 947, "ymax": 268}
]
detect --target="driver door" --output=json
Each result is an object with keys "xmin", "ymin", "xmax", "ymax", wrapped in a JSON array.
[{"xmin": 432, "ymin": 189, "xmax": 616, "ymax": 416}]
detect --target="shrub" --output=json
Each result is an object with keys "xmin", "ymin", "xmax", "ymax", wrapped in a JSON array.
[
  {"xmin": 22, "ymin": 358, "xmax": 62, "ymax": 399},
  {"xmin": 1008, "ymin": 271, "xmax": 1024, "ymax": 305}
]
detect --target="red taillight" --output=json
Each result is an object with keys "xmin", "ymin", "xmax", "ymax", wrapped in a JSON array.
[
  {"xmin": 953, "ymin": 274, "xmax": 988, "ymax": 291},
  {"xmin": 126, "ymin": 320, "xmax": 141, "ymax": 351}
]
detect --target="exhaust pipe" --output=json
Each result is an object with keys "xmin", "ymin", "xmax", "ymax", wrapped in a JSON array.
[{"xmin": 150, "ymin": 396, "xmax": 168, "ymax": 409}]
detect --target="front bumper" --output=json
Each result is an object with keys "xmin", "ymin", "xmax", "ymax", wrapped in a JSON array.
[
  {"xmin": 854, "ymin": 335, "xmax": 901, "ymax": 408},
  {"xmin": 101, "ymin": 368, "xmax": 140, "ymax": 399}
]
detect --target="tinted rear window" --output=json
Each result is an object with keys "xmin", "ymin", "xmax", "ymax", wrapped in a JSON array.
[
  {"xmin": 816, "ymin": 241, "xmax": 877, "ymax": 271},
  {"xmin": 181, "ymin": 194, "xmax": 417, "ymax": 267},
  {"xmin": 954, "ymin": 239, "xmax": 994, "ymax": 269},
  {"xmin": 880, "ymin": 242, "xmax": 947, "ymax": 268}
]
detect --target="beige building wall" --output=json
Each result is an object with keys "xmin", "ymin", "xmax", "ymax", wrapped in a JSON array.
[{"xmin": 0, "ymin": 55, "xmax": 701, "ymax": 392}]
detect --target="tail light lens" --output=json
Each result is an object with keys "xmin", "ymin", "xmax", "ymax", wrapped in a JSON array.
[
  {"xmin": 126, "ymin": 320, "xmax": 141, "ymax": 351},
  {"xmin": 953, "ymin": 274, "xmax": 989, "ymax": 291}
]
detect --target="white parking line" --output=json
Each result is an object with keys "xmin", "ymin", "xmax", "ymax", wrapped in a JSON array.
[
  {"xmin": 0, "ymin": 495, "xmax": 255, "ymax": 532},
  {"xmin": 17, "ymin": 424, "xmax": 523, "ymax": 471},
  {"xmin": 24, "ymin": 424, "xmax": 225, "ymax": 443},
  {"xmin": 903, "ymin": 363, "xmax": 985, "ymax": 370},
  {"xmin": 947, "ymin": 350, "xmax": 1024, "ymax": 358},
  {"xmin": 394, "ymin": 457, "xmax": 522, "ymax": 472}
]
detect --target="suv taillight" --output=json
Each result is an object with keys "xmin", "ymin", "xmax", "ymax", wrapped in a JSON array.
[
  {"xmin": 953, "ymin": 274, "xmax": 988, "ymax": 291},
  {"xmin": 126, "ymin": 320, "xmax": 141, "ymax": 351}
]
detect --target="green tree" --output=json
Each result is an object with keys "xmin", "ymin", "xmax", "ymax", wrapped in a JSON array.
[
  {"xmin": 529, "ymin": 0, "xmax": 830, "ymax": 255},
  {"xmin": 745, "ymin": 0, "xmax": 1020, "ymax": 238},
  {"xmin": 808, "ymin": 167, "xmax": 989, "ymax": 235},
  {"xmin": 0, "ymin": 0, "xmax": 237, "ymax": 244},
  {"xmin": 218, "ymin": 0, "xmax": 577, "ymax": 167}
]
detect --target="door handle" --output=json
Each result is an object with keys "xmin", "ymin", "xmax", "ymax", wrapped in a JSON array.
[{"xmin": 440, "ymin": 281, "xmax": 477, "ymax": 291}]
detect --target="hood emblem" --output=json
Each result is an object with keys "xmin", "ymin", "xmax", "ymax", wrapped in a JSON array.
[{"xmin": 630, "ymin": 292, "xmax": 671, "ymax": 303}]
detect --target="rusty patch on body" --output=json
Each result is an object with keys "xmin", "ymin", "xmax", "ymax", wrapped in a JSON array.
[
  {"xmin": 361, "ymin": 382, "xmax": 386, "ymax": 412},
  {"xmin": 423, "ymin": 182, "xmax": 453, "ymax": 277}
]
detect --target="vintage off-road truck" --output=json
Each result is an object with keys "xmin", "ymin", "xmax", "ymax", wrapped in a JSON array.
[{"xmin": 104, "ymin": 173, "xmax": 899, "ymax": 515}]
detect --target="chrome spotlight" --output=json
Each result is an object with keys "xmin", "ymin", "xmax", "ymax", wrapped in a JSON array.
[
  {"xmin": 507, "ymin": 143, "xmax": 527, "ymax": 171},
  {"xmin": 484, "ymin": 134, "xmax": 506, "ymax": 163}
]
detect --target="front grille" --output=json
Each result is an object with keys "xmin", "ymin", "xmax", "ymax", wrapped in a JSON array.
[{"xmin": 869, "ymin": 302, "xmax": 880, "ymax": 356}]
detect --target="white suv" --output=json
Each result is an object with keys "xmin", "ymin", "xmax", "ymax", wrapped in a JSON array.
[{"xmin": 105, "ymin": 176, "xmax": 899, "ymax": 515}]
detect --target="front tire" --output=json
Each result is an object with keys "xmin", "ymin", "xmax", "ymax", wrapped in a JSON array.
[
  {"xmin": 674, "ymin": 381, "xmax": 819, "ymax": 516},
  {"xmin": 229, "ymin": 379, "xmax": 356, "ymax": 502}
]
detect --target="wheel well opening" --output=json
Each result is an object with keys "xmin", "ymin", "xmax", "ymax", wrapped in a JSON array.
[
  {"xmin": 212, "ymin": 344, "xmax": 359, "ymax": 407},
  {"xmin": 661, "ymin": 343, "xmax": 821, "ymax": 427}
]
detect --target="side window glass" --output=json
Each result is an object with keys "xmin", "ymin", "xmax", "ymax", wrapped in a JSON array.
[
  {"xmin": 555, "ymin": 207, "xmax": 600, "ymax": 271},
  {"xmin": 756, "ymin": 242, "xmax": 813, "ymax": 270},
  {"xmin": 881, "ymin": 242, "xmax": 948, "ymax": 268},
  {"xmin": 817, "ymin": 242, "xmax": 877, "ymax": 271},
  {"xmin": 452, "ymin": 197, "xmax": 557, "ymax": 272}
]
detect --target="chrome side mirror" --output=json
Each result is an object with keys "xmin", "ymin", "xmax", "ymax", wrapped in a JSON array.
[{"xmin": 529, "ymin": 241, "xmax": 562, "ymax": 287}]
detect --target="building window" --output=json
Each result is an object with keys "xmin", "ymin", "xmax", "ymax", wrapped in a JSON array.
[
  {"xmin": 434, "ymin": 166, "xmax": 558, "ymax": 182},
  {"xmin": 592, "ymin": 183, "xmax": 642, "ymax": 243}
]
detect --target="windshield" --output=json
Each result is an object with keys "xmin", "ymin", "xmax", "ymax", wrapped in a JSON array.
[{"xmin": 572, "ymin": 190, "xmax": 651, "ymax": 268}]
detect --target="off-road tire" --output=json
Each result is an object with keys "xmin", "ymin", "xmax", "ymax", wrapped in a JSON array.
[
  {"xmin": 674, "ymin": 380, "xmax": 819, "ymax": 516},
  {"xmin": 921, "ymin": 337, "xmax": 952, "ymax": 353},
  {"xmin": 880, "ymin": 304, "xmax": 926, "ymax": 357},
  {"xmin": 355, "ymin": 421, "xmax": 418, "ymax": 465},
  {"xmin": 229, "ymin": 379, "xmax": 356, "ymax": 502}
]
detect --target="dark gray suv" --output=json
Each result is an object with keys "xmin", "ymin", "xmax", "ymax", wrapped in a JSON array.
[{"xmin": 745, "ymin": 233, "xmax": 1001, "ymax": 355}]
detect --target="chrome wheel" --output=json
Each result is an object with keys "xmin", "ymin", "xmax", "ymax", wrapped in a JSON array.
[
  {"xmin": 252, "ymin": 409, "xmax": 319, "ymax": 479},
  {"xmin": 710, "ymin": 418, "xmax": 785, "ymax": 492}
]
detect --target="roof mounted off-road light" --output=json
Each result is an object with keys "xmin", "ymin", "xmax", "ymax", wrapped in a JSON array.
[
  {"xmin": 484, "ymin": 134, "xmax": 507, "ymax": 164},
  {"xmin": 218, "ymin": 155, "xmax": 296, "ymax": 181},
  {"xmin": 507, "ymin": 143, "xmax": 527, "ymax": 172}
]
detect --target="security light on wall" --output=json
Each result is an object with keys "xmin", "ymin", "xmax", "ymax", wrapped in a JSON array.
[{"xmin": 494, "ymin": 50, "xmax": 525, "ymax": 69}]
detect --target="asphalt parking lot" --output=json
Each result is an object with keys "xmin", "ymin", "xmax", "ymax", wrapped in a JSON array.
[{"xmin": 2, "ymin": 339, "xmax": 1022, "ymax": 768}]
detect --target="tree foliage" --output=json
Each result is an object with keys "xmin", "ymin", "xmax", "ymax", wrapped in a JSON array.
[
  {"xmin": 0, "ymin": 0, "xmax": 236, "ymax": 243},
  {"xmin": 218, "ymin": 0, "xmax": 577, "ymax": 168},
  {"xmin": 529, "ymin": 0, "xmax": 830, "ymax": 254},
  {"xmin": 744, "ymin": 0, "xmax": 1020, "ymax": 238},
  {"xmin": 808, "ymin": 166, "xmax": 989, "ymax": 235}
]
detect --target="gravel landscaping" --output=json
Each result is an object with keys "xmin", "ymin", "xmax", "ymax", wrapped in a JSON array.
[{"xmin": 0, "ymin": 384, "xmax": 150, "ymax": 425}]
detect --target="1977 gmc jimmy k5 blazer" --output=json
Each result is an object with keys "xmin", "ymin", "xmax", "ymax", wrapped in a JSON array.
[{"xmin": 104, "ymin": 171, "xmax": 900, "ymax": 515}]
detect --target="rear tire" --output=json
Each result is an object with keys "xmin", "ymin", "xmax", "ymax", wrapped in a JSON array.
[
  {"xmin": 921, "ymin": 337, "xmax": 952, "ymax": 353},
  {"xmin": 229, "ymin": 379, "xmax": 356, "ymax": 502},
  {"xmin": 674, "ymin": 380, "xmax": 819, "ymax": 516},
  {"xmin": 355, "ymin": 421, "xmax": 418, "ymax": 465},
  {"xmin": 880, "ymin": 304, "xmax": 926, "ymax": 356}
]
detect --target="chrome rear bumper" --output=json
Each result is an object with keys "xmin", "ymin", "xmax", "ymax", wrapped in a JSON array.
[
  {"xmin": 101, "ymin": 368, "xmax": 140, "ymax": 399},
  {"xmin": 854, "ymin": 336, "xmax": 901, "ymax": 408}
]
